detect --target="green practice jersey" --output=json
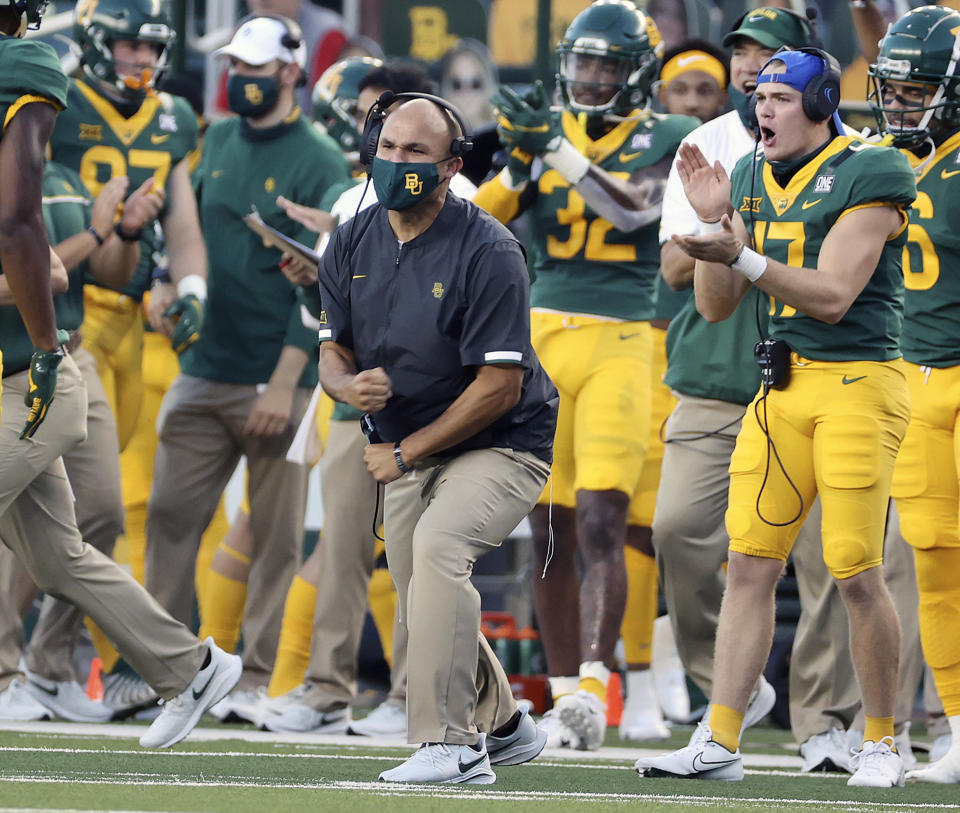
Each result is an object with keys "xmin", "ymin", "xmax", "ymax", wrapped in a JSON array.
[
  {"xmin": 48, "ymin": 79, "xmax": 198, "ymax": 300},
  {"xmin": 900, "ymin": 130, "xmax": 960, "ymax": 367},
  {"xmin": 729, "ymin": 135, "xmax": 916, "ymax": 362},
  {"xmin": 0, "ymin": 36, "xmax": 69, "ymax": 373},
  {"xmin": 529, "ymin": 109, "xmax": 699, "ymax": 321}
]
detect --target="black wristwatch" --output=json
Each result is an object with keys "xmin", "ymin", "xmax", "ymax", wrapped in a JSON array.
[
  {"xmin": 393, "ymin": 441, "xmax": 411, "ymax": 474},
  {"xmin": 114, "ymin": 222, "xmax": 143, "ymax": 242}
]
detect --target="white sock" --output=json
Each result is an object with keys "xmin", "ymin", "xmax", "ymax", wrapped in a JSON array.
[
  {"xmin": 548, "ymin": 675, "xmax": 579, "ymax": 700},
  {"xmin": 579, "ymin": 660, "xmax": 610, "ymax": 686},
  {"xmin": 947, "ymin": 716, "xmax": 960, "ymax": 759},
  {"xmin": 624, "ymin": 669, "xmax": 658, "ymax": 714}
]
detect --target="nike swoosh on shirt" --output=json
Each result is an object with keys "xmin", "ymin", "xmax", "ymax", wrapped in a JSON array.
[
  {"xmin": 619, "ymin": 151, "xmax": 644, "ymax": 162},
  {"xmin": 458, "ymin": 752, "xmax": 488, "ymax": 773},
  {"xmin": 619, "ymin": 332, "xmax": 643, "ymax": 340},
  {"xmin": 842, "ymin": 375, "xmax": 867, "ymax": 385},
  {"xmin": 801, "ymin": 199, "xmax": 822, "ymax": 210},
  {"xmin": 150, "ymin": 134, "xmax": 170, "ymax": 144},
  {"xmin": 941, "ymin": 168, "xmax": 960, "ymax": 179}
]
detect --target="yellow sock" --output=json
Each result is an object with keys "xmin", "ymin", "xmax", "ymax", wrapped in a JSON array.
[
  {"xmin": 578, "ymin": 677, "xmax": 607, "ymax": 704},
  {"xmin": 864, "ymin": 715, "xmax": 896, "ymax": 748},
  {"xmin": 621, "ymin": 545, "xmax": 658, "ymax": 666},
  {"xmin": 367, "ymin": 567, "xmax": 397, "ymax": 669},
  {"xmin": 199, "ymin": 568, "xmax": 248, "ymax": 653},
  {"xmin": 267, "ymin": 575, "xmax": 318, "ymax": 697},
  {"xmin": 709, "ymin": 704, "xmax": 743, "ymax": 752}
]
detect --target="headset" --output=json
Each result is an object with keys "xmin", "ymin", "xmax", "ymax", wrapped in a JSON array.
[
  {"xmin": 795, "ymin": 47, "xmax": 841, "ymax": 122},
  {"xmin": 237, "ymin": 12, "xmax": 307, "ymax": 87},
  {"xmin": 358, "ymin": 90, "xmax": 474, "ymax": 166}
]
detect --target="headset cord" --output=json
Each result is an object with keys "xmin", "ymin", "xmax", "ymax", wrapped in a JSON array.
[{"xmin": 372, "ymin": 480, "xmax": 385, "ymax": 542}]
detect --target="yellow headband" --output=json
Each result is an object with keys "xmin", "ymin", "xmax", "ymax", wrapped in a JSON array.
[{"xmin": 660, "ymin": 51, "xmax": 726, "ymax": 89}]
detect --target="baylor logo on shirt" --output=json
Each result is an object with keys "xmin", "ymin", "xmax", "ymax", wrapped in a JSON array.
[
  {"xmin": 432, "ymin": 282, "xmax": 444, "ymax": 299},
  {"xmin": 405, "ymin": 173, "xmax": 423, "ymax": 195}
]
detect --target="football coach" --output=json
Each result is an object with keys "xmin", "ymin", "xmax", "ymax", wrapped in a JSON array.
[{"xmin": 312, "ymin": 92, "xmax": 559, "ymax": 784}]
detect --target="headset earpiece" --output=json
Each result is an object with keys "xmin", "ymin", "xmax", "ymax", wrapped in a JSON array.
[{"xmin": 797, "ymin": 47, "xmax": 841, "ymax": 121}]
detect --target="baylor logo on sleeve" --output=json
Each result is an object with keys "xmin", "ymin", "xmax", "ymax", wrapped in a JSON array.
[{"xmin": 813, "ymin": 174, "xmax": 835, "ymax": 193}]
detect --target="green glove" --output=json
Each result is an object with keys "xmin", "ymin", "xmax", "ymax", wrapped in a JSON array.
[
  {"xmin": 492, "ymin": 80, "xmax": 563, "ymax": 156},
  {"xmin": 165, "ymin": 294, "xmax": 203, "ymax": 354},
  {"xmin": 503, "ymin": 146, "xmax": 534, "ymax": 189},
  {"xmin": 20, "ymin": 329, "xmax": 68, "ymax": 440}
]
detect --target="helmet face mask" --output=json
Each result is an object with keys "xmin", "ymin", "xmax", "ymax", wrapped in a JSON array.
[
  {"xmin": 556, "ymin": 0, "xmax": 663, "ymax": 118},
  {"xmin": 311, "ymin": 56, "xmax": 384, "ymax": 153},
  {"xmin": 868, "ymin": 5, "xmax": 960, "ymax": 148},
  {"xmin": 3, "ymin": 0, "xmax": 47, "ymax": 37},
  {"xmin": 74, "ymin": 0, "xmax": 175, "ymax": 99}
]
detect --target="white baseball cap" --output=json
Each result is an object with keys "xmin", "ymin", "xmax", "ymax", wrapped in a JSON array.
[{"xmin": 215, "ymin": 16, "xmax": 307, "ymax": 71}]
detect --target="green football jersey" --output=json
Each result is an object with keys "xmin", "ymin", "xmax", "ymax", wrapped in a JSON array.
[
  {"xmin": 529, "ymin": 109, "xmax": 700, "ymax": 321},
  {"xmin": 48, "ymin": 79, "xmax": 198, "ymax": 301},
  {"xmin": 729, "ymin": 135, "xmax": 916, "ymax": 362},
  {"xmin": 900, "ymin": 130, "xmax": 960, "ymax": 367}
]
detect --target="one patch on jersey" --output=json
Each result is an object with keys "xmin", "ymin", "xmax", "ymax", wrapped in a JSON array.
[
  {"xmin": 630, "ymin": 133, "xmax": 654, "ymax": 150},
  {"xmin": 79, "ymin": 123, "xmax": 102, "ymax": 141},
  {"xmin": 813, "ymin": 174, "xmax": 835, "ymax": 193},
  {"xmin": 158, "ymin": 113, "xmax": 178, "ymax": 132}
]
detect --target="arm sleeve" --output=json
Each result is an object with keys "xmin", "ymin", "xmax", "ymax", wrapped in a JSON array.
[
  {"xmin": 458, "ymin": 238, "xmax": 532, "ymax": 369},
  {"xmin": 315, "ymin": 227, "xmax": 352, "ymax": 348},
  {"xmin": 658, "ymin": 153, "xmax": 701, "ymax": 243}
]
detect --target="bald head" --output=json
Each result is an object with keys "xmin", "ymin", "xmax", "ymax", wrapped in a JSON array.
[{"xmin": 378, "ymin": 98, "xmax": 460, "ymax": 163}]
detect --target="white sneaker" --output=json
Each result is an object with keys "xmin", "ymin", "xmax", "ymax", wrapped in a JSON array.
[
  {"xmin": 102, "ymin": 672, "xmax": 158, "ymax": 719},
  {"xmin": 556, "ymin": 689, "xmax": 606, "ymax": 751},
  {"xmin": 847, "ymin": 737, "xmax": 905, "ymax": 787},
  {"xmin": 895, "ymin": 721, "xmax": 918, "ymax": 771},
  {"xmin": 0, "ymin": 679, "xmax": 51, "ymax": 721},
  {"xmin": 652, "ymin": 616, "xmax": 691, "ymax": 723},
  {"xmin": 486, "ymin": 704, "xmax": 547, "ymax": 765},
  {"xmin": 378, "ymin": 735, "xmax": 495, "ymax": 784},
  {"xmin": 24, "ymin": 673, "xmax": 113, "ymax": 722},
  {"xmin": 539, "ymin": 707, "xmax": 574, "ymax": 748},
  {"xmin": 800, "ymin": 727, "xmax": 852, "ymax": 773},
  {"xmin": 207, "ymin": 688, "xmax": 263, "ymax": 724},
  {"xmin": 930, "ymin": 733, "xmax": 952, "ymax": 763},
  {"xmin": 139, "ymin": 638, "xmax": 241, "ymax": 748},
  {"xmin": 906, "ymin": 749, "xmax": 960, "ymax": 784},
  {"xmin": 741, "ymin": 676, "xmax": 776, "ymax": 731},
  {"xmin": 635, "ymin": 721, "xmax": 743, "ymax": 780},
  {"xmin": 346, "ymin": 701, "xmax": 406, "ymax": 737},
  {"xmin": 257, "ymin": 683, "xmax": 350, "ymax": 733},
  {"xmin": 620, "ymin": 709, "xmax": 670, "ymax": 742}
]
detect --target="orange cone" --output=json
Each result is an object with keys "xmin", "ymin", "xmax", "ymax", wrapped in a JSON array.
[
  {"xmin": 86, "ymin": 656, "xmax": 104, "ymax": 701},
  {"xmin": 606, "ymin": 671, "xmax": 623, "ymax": 726}
]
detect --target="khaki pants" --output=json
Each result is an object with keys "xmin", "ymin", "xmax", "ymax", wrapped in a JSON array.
[
  {"xmin": 0, "ymin": 355, "xmax": 202, "ymax": 698},
  {"xmin": 302, "ymin": 419, "xmax": 407, "ymax": 710},
  {"xmin": 384, "ymin": 447, "xmax": 549, "ymax": 744},
  {"xmin": 146, "ymin": 374, "xmax": 309, "ymax": 689}
]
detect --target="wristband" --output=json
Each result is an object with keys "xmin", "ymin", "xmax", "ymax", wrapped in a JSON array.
[
  {"xmin": 114, "ymin": 222, "xmax": 143, "ymax": 242},
  {"xmin": 543, "ymin": 139, "xmax": 591, "ymax": 184},
  {"xmin": 393, "ymin": 441, "xmax": 411, "ymax": 474},
  {"xmin": 176, "ymin": 273, "xmax": 208, "ymax": 303},
  {"xmin": 87, "ymin": 225, "xmax": 104, "ymax": 246},
  {"xmin": 698, "ymin": 218, "xmax": 724, "ymax": 234},
  {"xmin": 731, "ymin": 244, "xmax": 768, "ymax": 282}
]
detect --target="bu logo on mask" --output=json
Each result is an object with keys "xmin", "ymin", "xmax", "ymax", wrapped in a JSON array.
[
  {"xmin": 404, "ymin": 173, "xmax": 423, "ymax": 195},
  {"xmin": 245, "ymin": 83, "xmax": 263, "ymax": 104}
]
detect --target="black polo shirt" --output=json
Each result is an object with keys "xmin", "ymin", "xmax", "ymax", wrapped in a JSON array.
[{"xmin": 317, "ymin": 193, "xmax": 558, "ymax": 463}]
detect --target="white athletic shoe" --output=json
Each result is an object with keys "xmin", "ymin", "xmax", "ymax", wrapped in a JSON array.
[
  {"xmin": 539, "ymin": 707, "xmax": 574, "ymax": 748},
  {"xmin": 0, "ymin": 679, "xmax": 51, "ymax": 721},
  {"xmin": 257, "ymin": 683, "xmax": 350, "ymax": 733},
  {"xmin": 208, "ymin": 688, "xmax": 262, "ymax": 724},
  {"xmin": 847, "ymin": 737, "xmax": 905, "ymax": 788},
  {"xmin": 895, "ymin": 721, "xmax": 918, "ymax": 771},
  {"xmin": 556, "ymin": 689, "xmax": 607, "ymax": 751},
  {"xmin": 635, "ymin": 721, "xmax": 744, "ymax": 780},
  {"xmin": 741, "ymin": 676, "xmax": 776, "ymax": 731},
  {"xmin": 102, "ymin": 672, "xmax": 158, "ymax": 719},
  {"xmin": 619, "ymin": 709, "xmax": 670, "ymax": 742},
  {"xmin": 378, "ymin": 735, "xmax": 496, "ymax": 784},
  {"xmin": 24, "ymin": 673, "xmax": 113, "ymax": 722},
  {"xmin": 906, "ymin": 749, "xmax": 960, "ymax": 784},
  {"xmin": 652, "ymin": 616, "xmax": 691, "ymax": 723},
  {"xmin": 930, "ymin": 733, "xmax": 952, "ymax": 763},
  {"xmin": 800, "ymin": 727, "xmax": 852, "ymax": 773},
  {"xmin": 486, "ymin": 704, "xmax": 547, "ymax": 765},
  {"xmin": 139, "ymin": 638, "xmax": 242, "ymax": 748},
  {"xmin": 346, "ymin": 701, "xmax": 406, "ymax": 737}
]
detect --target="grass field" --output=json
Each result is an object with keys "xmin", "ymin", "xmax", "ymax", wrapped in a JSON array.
[{"xmin": 0, "ymin": 718, "xmax": 956, "ymax": 812}]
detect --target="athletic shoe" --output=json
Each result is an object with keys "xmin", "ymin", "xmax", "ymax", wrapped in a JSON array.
[
  {"xmin": 652, "ymin": 615, "xmax": 691, "ymax": 723},
  {"xmin": 800, "ymin": 727, "xmax": 852, "ymax": 773},
  {"xmin": 0, "ymin": 679, "xmax": 51, "ymax": 721},
  {"xmin": 847, "ymin": 737, "xmax": 905, "ymax": 788},
  {"xmin": 207, "ymin": 688, "xmax": 263, "ymax": 724},
  {"xmin": 139, "ymin": 638, "xmax": 242, "ymax": 748},
  {"xmin": 620, "ymin": 709, "xmax": 670, "ymax": 742},
  {"xmin": 741, "ymin": 676, "xmax": 776, "ymax": 731},
  {"xmin": 896, "ymin": 720, "xmax": 918, "ymax": 771},
  {"xmin": 556, "ymin": 689, "xmax": 606, "ymax": 751},
  {"xmin": 930, "ymin": 733, "xmax": 952, "ymax": 764},
  {"xmin": 539, "ymin": 707, "xmax": 574, "ymax": 748},
  {"xmin": 635, "ymin": 721, "xmax": 744, "ymax": 780},
  {"xmin": 24, "ymin": 673, "xmax": 113, "ymax": 722},
  {"xmin": 378, "ymin": 734, "xmax": 495, "ymax": 784},
  {"xmin": 346, "ymin": 701, "xmax": 406, "ymax": 737},
  {"xmin": 102, "ymin": 672, "xmax": 158, "ymax": 719},
  {"xmin": 906, "ymin": 750, "xmax": 960, "ymax": 784},
  {"xmin": 486, "ymin": 704, "xmax": 547, "ymax": 765},
  {"xmin": 257, "ymin": 683, "xmax": 350, "ymax": 733}
]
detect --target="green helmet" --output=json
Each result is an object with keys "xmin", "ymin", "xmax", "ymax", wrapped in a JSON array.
[
  {"xmin": 869, "ymin": 5, "xmax": 960, "ymax": 147},
  {"xmin": 312, "ymin": 56, "xmax": 384, "ymax": 153},
  {"xmin": 74, "ymin": 0, "xmax": 176, "ymax": 99},
  {"xmin": 1, "ymin": 0, "xmax": 48, "ymax": 37},
  {"xmin": 556, "ymin": 0, "xmax": 663, "ymax": 117}
]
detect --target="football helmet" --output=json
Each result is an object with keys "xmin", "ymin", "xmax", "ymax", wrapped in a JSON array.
[
  {"xmin": 312, "ymin": 56, "xmax": 384, "ymax": 152},
  {"xmin": 74, "ymin": 0, "xmax": 175, "ymax": 98},
  {"xmin": 556, "ymin": 0, "xmax": 663, "ymax": 117},
  {"xmin": 1, "ymin": 0, "xmax": 47, "ymax": 37},
  {"xmin": 869, "ymin": 5, "xmax": 960, "ymax": 147}
]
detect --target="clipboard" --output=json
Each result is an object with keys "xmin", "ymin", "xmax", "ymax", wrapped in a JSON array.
[{"xmin": 243, "ymin": 205, "xmax": 321, "ymax": 267}]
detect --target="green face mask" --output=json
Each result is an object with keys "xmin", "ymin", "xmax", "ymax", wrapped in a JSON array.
[
  {"xmin": 371, "ymin": 157, "xmax": 443, "ymax": 211},
  {"xmin": 227, "ymin": 73, "xmax": 280, "ymax": 118},
  {"xmin": 729, "ymin": 85, "xmax": 758, "ymax": 134}
]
